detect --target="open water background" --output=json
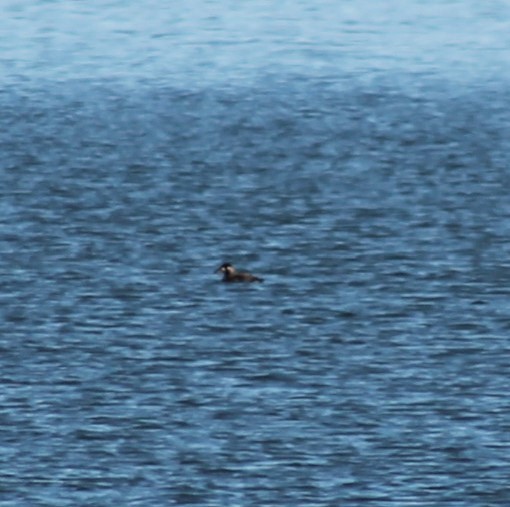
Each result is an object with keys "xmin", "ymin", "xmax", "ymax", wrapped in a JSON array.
[{"xmin": 1, "ymin": 1, "xmax": 510, "ymax": 505}]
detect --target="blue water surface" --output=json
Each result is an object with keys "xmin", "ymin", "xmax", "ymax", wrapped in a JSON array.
[{"xmin": 1, "ymin": 1, "xmax": 510, "ymax": 505}]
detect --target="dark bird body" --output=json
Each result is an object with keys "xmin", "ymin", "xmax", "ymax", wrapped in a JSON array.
[{"xmin": 215, "ymin": 263, "xmax": 263, "ymax": 283}]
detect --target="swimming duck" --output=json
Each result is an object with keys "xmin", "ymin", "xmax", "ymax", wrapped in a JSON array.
[{"xmin": 215, "ymin": 263, "xmax": 263, "ymax": 283}]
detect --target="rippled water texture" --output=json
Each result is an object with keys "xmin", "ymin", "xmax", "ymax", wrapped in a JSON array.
[{"xmin": 1, "ymin": 1, "xmax": 510, "ymax": 506}]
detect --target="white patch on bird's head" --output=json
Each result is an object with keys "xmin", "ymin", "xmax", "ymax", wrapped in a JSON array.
[
  {"xmin": 216, "ymin": 263, "xmax": 235, "ymax": 274},
  {"xmin": 223, "ymin": 264, "xmax": 235, "ymax": 274}
]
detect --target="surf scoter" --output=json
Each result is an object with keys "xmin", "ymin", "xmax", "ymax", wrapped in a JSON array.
[{"xmin": 215, "ymin": 263, "xmax": 263, "ymax": 283}]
